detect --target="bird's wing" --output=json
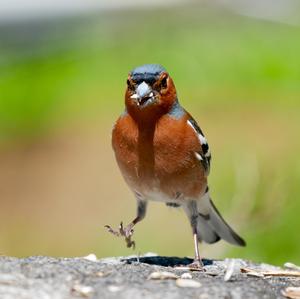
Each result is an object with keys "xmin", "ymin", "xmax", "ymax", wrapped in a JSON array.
[{"xmin": 187, "ymin": 117, "xmax": 211, "ymax": 176}]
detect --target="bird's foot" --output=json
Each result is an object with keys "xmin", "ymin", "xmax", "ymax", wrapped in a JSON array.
[
  {"xmin": 187, "ymin": 259, "xmax": 205, "ymax": 271},
  {"xmin": 104, "ymin": 222, "xmax": 136, "ymax": 249},
  {"xmin": 175, "ymin": 259, "xmax": 205, "ymax": 271}
]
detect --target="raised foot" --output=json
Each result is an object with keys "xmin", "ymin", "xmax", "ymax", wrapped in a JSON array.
[{"xmin": 104, "ymin": 222, "xmax": 135, "ymax": 249}]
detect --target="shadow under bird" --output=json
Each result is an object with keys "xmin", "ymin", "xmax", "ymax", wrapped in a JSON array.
[{"xmin": 105, "ymin": 64, "xmax": 245, "ymax": 269}]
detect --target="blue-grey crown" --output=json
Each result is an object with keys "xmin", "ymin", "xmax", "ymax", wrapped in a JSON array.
[{"xmin": 130, "ymin": 64, "xmax": 167, "ymax": 85}]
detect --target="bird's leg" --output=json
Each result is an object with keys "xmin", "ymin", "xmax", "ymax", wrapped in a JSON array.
[
  {"xmin": 189, "ymin": 228, "xmax": 204, "ymax": 269},
  {"xmin": 182, "ymin": 225, "xmax": 204, "ymax": 270},
  {"xmin": 105, "ymin": 199, "xmax": 147, "ymax": 249},
  {"xmin": 186, "ymin": 207, "xmax": 205, "ymax": 270}
]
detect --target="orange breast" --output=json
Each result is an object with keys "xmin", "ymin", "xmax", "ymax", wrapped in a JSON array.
[{"xmin": 112, "ymin": 113, "xmax": 207, "ymax": 200}]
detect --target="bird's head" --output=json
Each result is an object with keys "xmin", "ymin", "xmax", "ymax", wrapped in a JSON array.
[{"xmin": 125, "ymin": 64, "xmax": 177, "ymax": 122}]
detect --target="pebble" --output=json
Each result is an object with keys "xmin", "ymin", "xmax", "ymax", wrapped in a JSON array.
[
  {"xmin": 72, "ymin": 284, "xmax": 94, "ymax": 297},
  {"xmin": 0, "ymin": 274, "xmax": 21, "ymax": 285},
  {"xmin": 176, "ymin": 278, "xmax": 202, "ymax": 288},
  {"xmin": 95, "ymin": 271, "xmax": 111, "ymax": 277},
  {"xmin": 108, "ymin": 285, "xmax": 122, "ymax": 292},
  {"xmin": 82, "ymin": 254, "xmax": 98, "ymax": 262},
  {"xmin": 181, "ymin": 272, "xmax": 193, "ymax": 279},
  {"xmin": 284, "ymin": 262, "xmax": 300, "ymax": 271},
  {"xmin": 282, "ymin": 286, "xmax": 300, "ymax": 299},
  {"xmin": 148, "ymin": 271, "xmax": 179, "ymax": 280}
]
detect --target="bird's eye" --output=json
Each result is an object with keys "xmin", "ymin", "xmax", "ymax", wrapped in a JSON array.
[{"xmin": 160, "ymin": 76, "xmax": 168, "ymax": 89}]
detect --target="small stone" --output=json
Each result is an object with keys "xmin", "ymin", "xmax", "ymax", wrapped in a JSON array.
[
  {"xmin": 176, "ymin": 278, "xmax": 202, "ymax": 288},
  {"xmin": 148, "ymin": 271, "xmax": 179, "ymax": 280},
  {"xmin": 284, "ymin": 262, "xmax": 300, "ymax": 272},
  {"xmin": 108, "ymin": 285, "xmax": 122, "ymax": 292},
  {"xmin": 282, "ymin": 286, "xmax": 300, "ymax": 299},
  {"xmin": 72, "ymin": 284, "xmax": 94, "ymax": 297},
  {"xmin": 144, "ymin": 252, "xmax": 158, "ymax": 257},
  {"xmin": 82, "ymin": 254, "xmax": 97, "ymax": 262},
  {"xmin": 181, "ymin": 272, "xmax": 193, "ymax": 279},
  {"xmin": 95, "ymin": 271, "xmax": 111, "ymax": 277},
  {"xmin": 0, "ymin": 274, "xmax": 20, "ymax": 285},
  {"xmin": 199, "ymin": 294, "xmax": 210, "ymax": 299}
]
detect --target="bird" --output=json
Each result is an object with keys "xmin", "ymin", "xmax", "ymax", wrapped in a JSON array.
[{"xmin": 105, "ymin": 64, "xmax": 245, "ymax": 269}]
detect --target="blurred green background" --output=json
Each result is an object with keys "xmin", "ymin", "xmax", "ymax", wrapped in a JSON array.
[{"xmin": 0, "ymin": 1, "xmax": 300, "ymax": 266}]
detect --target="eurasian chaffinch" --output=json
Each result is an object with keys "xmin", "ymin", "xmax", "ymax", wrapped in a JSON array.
[{"xmin": 105, "ymin": 64, "xmax": 245, "ymax": 269}]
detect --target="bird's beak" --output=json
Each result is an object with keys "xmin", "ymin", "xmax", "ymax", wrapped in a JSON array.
[{"xmin": 130, "ymin": 81, "xmax": 154, "ymax": 106}]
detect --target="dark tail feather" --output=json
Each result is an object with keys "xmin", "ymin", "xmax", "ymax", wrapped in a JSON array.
[{"xmin": 197, "ymin": 197, "xmax": 246, "ymax": 247}]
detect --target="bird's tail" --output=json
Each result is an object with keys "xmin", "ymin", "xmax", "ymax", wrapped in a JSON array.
[{"xmin": 195, "ymin": 192, "xmax": 246, "ymax": 246}]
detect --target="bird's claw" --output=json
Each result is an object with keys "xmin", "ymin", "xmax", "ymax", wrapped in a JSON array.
[
  {"xmin": 104, "ymin": 224, "xmax": 121, "ymax": 237},
  {"xmin": 104, "ymin": 222, "xmax": 136, "ymax": 249},
  {"xmin": 187, "ymin": 259, "xmax": 205, "ymax": 271},
  {"xmin": 119, "ymin": 222, "xmax": 134, "ymax": 238},
  {"xmin": 176, "ymin": 260, "xmax": 205, "ymax": 271}
]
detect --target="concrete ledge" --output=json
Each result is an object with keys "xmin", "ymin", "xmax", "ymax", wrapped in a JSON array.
[{"xmin": 0, "ymin": 254, "xmax": 299, "ymax": 299}]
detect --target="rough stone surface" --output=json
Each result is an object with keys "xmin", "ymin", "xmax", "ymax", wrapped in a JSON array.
[{"xmin": 0, "ymin": 254, "xmax": 299, "ymax": 299}]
